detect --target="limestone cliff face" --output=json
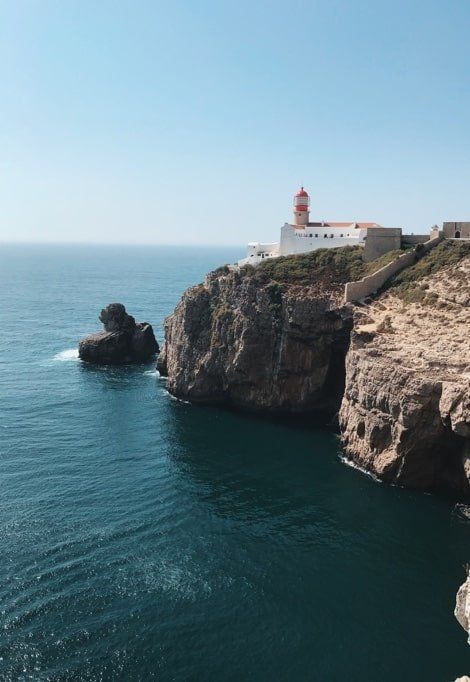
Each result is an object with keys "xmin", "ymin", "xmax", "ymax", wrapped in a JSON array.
[
  {"xmin": 339, "ymin": 256, "xmax": 470, "ymax": 493},
  {"xmin": 158, "ymin": 267, "xmax": 352, "ymax": 412},
  {"xmin": 159, "ymin": 244, "xmax": 470, "ymax": 493},
  {"xmin": 455, "ymin": 568, "xmax": 470, "ymax": 640}
]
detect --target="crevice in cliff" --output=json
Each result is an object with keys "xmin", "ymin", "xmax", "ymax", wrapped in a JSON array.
[
  {"xmin": 321, "ymin": 315, "xmax": 354, "ymax": 420},
  {"xmin": 395, "ymin": 425, "xmax": 469, "ymax": 496}
]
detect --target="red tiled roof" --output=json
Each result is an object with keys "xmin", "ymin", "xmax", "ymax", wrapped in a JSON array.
[{"xmin": 306, "ymin": 221, "xmax": 381, "ymax": 229}]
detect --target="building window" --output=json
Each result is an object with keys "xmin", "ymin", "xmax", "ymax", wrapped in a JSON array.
[
  {"xmin": 324, "ymin": 234, "xmax": 327, "ymax": 238},
  {"xmin": 340, "ymin": 234, "xmax": 344, "ymax": 238},
  {"xmin": 315, "ymin": 234, "xmax": 318, "ymax": 238},
  {"xmin": 330, "ymin": 234, "xmax": 333, "ymax": 238}
]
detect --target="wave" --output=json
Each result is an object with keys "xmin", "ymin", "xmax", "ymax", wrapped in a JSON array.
[
  {"xmin": 167, "ymin": 391, "xmax": 191, "ymax": 405},
  {"xmin": 453, "ymin": 503, "xmax": 470, "ymax": 522},
  {"xmin": 339, "ymin": 455, "xmax": 382, "ymax": 483},
  {"xmin": 53, "ymin": 348, "xmax": 80, "ymax": 362},
  {"xmin": 144, "ymin": 369, "xmax": 159, "ymax": 378}
]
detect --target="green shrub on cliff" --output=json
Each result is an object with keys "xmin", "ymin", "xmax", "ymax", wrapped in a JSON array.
[
  {"xmin": 265, "ymin": 281, "xmax": 286, "ymax": 317},
  {"xmin": 252, "ymin": 245, "xmax": 366, "ymax": 287},
  {"xmin": 247, "ymin": 245, "xmax": 409, "ymax": 289}
]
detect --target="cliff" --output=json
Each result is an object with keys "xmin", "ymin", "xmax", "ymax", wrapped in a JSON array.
[
  {"xmin": 159, "ymin": 241, "xmax": 470, "ymax": 492},
  {"xmin": 157, "ymin": 247, "xmax": 372, "ymax": 412},
  {"xmin": 158, "ymin": 275, "xmax": 349, "ymax": 413},
  {"xmin": 159, "ymin": 241, "xmax": 470, "ymax": 653},
  {"xmin": 455, "ymin": 568, "xmax": 470, "ymax": 640},
  {"xmin": 339, "ymin": 243, "xmax": 470, "ymax": 494}
]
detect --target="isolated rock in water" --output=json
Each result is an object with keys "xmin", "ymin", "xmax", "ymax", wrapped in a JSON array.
[{"xmin": 79, "ymin": 304, "xmax": 159, "ymax": 364}]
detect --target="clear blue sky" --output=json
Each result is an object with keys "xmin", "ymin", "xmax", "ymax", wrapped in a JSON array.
[{"xmin": 1, "ymin": 0, "xmax": 469, "ymax": 245}]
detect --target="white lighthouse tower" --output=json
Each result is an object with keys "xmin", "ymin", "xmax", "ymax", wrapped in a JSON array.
[{"xmin": 293, "ymin": 186, "xmax": 310, "ymax": 227}]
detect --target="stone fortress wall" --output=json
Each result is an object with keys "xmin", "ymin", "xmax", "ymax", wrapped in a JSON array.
[
  {"xmin": 443, "ymin": 222, "xmax": 470, "ymax": 239},
  {"xmin": 344, "ymin": 234, "xmax": 444, "ymax": 303},
  {"xmin": 362, "ymin": 227, "xmax": 402, "ymax": 261},
  {"xmin": 400, "ymin": 233, "xmax": 433, "ymax": 246}
]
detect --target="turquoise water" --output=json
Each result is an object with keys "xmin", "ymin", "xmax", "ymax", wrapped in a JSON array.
[{"xmin": 0, "ymin": 243, "xmax": 469, "ymax": 681}]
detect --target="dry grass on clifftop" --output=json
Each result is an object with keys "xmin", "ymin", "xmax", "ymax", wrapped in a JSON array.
[
  {"xmin": 356, "ymin": 247, "xmax": 470, "ymax": 379},
  {"xmin": 385, "ymin": 240, "xmax": 470, "ymax": 304}
]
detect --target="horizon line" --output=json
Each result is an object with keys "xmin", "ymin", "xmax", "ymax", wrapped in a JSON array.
[{"xmin": 0, "ymin": 240, "xmax": 246, "ymax": 249}]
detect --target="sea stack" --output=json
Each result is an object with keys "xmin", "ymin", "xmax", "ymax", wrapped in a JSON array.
[{"xmin": 79, "ymin": 303, "xmax": 159, "ymax": 364}]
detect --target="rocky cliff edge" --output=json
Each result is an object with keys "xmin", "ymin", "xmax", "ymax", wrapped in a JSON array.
[
  {"xmin": 339, "ymin": 243, "xmax": 470, "ymax": 494},
  {"xmin": 157, "ymin": 248, "xmax": 369, "ymax": 412},
  {"xmin": 158, "ymin": 242, "xmax": 470, "ymax": 493}
]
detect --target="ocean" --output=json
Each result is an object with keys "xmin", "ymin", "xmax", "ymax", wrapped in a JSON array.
[{"xmin": 0, "ymin": 243, "xmax": 469, "ymax": 681}]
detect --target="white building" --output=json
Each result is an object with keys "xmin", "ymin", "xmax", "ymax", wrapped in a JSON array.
[{"xmin": 238, "ymin": 187, "xmax": 390, "ymax": 266}]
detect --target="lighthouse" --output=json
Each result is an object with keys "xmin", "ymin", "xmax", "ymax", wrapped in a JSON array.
[
  {"xmin": 238, "ymin": 184, "xmax": 399, "ymax": 267},
  {"xmin": 293, "ymin": 186, "xmax": 310, "ymax": 227}
]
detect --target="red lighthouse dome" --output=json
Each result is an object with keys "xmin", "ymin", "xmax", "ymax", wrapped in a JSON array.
[
  {"xmin": 294, "ymin": 186, "xmax": 310, "ymax": 210},
  {"xmin": 293, "ymin": 186, "xmax": 310, "ymax": 226}
]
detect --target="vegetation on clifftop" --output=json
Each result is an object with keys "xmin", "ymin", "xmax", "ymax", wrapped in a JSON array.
[
  {"xmin": 386, "ymin": 240, "xmax": 470, "ymax": 302},
  {"xmin": 240, "ymin": 245, "xmax": 407, "ymax": 290}
]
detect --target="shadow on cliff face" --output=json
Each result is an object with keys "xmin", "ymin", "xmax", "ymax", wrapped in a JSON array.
[
  {"xmin": 158, "ymin": 259, "xmax": 357, "ymax": 416},
  {"xmin": 164, "ymin": 383, "xmax": 342, "ymax": 431},
  {"xmin": 319, "ymin": 319, "xmax": 353, "ymax": 422},
  {"xmin": 395, "ymin": 427, "xmax": 470, "ymax": 499},
  {"xmin": 159, "ymin": 311, "xmax": 353, "ymax": 427}
]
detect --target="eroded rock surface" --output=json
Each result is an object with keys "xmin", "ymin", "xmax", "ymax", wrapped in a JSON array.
[
  {"xmin": 339, "ymin": 256, "xmax": 470, "ymax": 493},
  {"xmin": 159, "ymin": 244, "xmax": 470, "ymax": 493},
  {"xmin": 158, "ymin": 267, "xmax": 352, "ymax": 412},
  {"xmin": 455, "ymin": 568, "xmax": 470, "ymax": 642},
  {"xmin": 79, "ymin": 303, "xmax": 159, "ymax": 364}
]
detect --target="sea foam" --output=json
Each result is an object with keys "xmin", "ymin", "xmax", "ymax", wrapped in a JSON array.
[
  {"xmin": 339, "ymin": 455, "xmax": 382, "ymax": 483},
  {"xmin": 53, "ymin": 348, "xmax": 80, "ymax": 362}
]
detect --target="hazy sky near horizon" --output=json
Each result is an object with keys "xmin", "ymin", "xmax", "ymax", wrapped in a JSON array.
[{"xmin": 1, "ymin": 0, "xmax": 470, "ymax": 245}]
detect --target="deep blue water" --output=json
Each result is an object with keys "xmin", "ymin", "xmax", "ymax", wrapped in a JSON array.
[{"xmin": 0, "ymin": 243, "xmax": 469, "ymax": 681}]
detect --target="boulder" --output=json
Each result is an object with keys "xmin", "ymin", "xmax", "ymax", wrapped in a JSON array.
[
  {"xmin": 130, "ymin": 323, "xmax": 159, "ymax": 361},
  {"xmin": 79, "ymin": 304, "xmax": 159, "ymax": 365}
]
